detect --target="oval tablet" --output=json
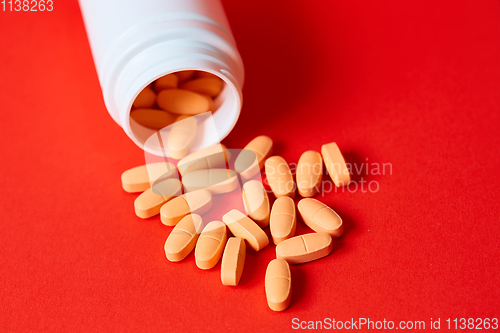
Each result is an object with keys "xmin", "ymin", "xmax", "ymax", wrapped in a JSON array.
[
  {"xmin": 195, "ymin": 221, "xmax": 227, "ymax": 269},
  {"xmin": 174, "ymin": 114, "xmax": 191, "ymax": 122},
  {"xmin": 180, "ymin": 77, "xmax": 223, "ymax": 97},
  {"xmin": 321, "ymin": 142, "xmax": 351, "ymax": 187},
  {"xmin": 270, "ymin": 196, "xmax": 296, "ymax": 245},
  {"xmin": 121, "ymin": 162, "xmax": 177, "ymax": 193},
  {"xmin": 202, "ymin": 94, "xmax": 215, "ymax": 112},
  {"xmin": 297, "ymin": 198, "xmax": 343, "ymax": 238},
  {"xmin": 234, "ymin": 135, "xmax": 273, "ymax": 179},
  {"xmin": 242, "ymin": 180, "xmax": 270, "ymax": 228},
  {"xmin": 220, "ymin": 237, "xmax": 246, "ymax": 286},
  {"xmin": 177, "ymin": 144, "xmax": 230, "ymax": 176},
  {"xmin": 130, "ymin": 108, "xmax": 177, "ymax": 130},
  {"xmin": 134, "ymin": 178, "xmax": 182, "ymax": 218},
  {"xmin": 265, "ymin": 156, "xmax": 295, "ymax": 199},
  {"xmin": 265, "ymin": 259, "xmax": 292, "ymax": 311},
  {"xmin": 164, "ymin": 214, "xmax": 203, "ymax": 262},
  {"xmin": 182, "ymin": 168, "xmax": 238, "ymax": 194},
  {"xmin": 167, "ymin": 116, "xmax": 197, "ymax": 159},
  {"xmin": 296, "ymin": 150, "xmax": 323, "ymax": 197},
  {"xmin": 156, "ymin": 89, "xmax": 210, "ymax": 115},
  {"xmin": 276, "ymin": 233, "xmax": 332, "ymax": 264},
  {"xmin": 160, "ymin": 189, "xmax": 212, "ymax": 226},
  {"xmin": 196, "ymin": 71, "xmax": 219, "ymax": 79},
  {"xmin": 153, "ymin": 73, "xmax": 178, "ymax": 92},
  {"xmin": 133, "ymin": 86, "xmax": 156, "ymax": 108},
  {"xmin": 222, "ymin": 209, "xmax": 269, "ymax": 251},
  {"xmin": 175, "ymin": 70, "xmax": 195, "ymax": 83}
]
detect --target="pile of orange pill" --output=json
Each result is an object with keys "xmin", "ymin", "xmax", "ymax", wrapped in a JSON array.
[
  {"xmin": 130, "ymin": 70, "xmax": 224, "ymax": 130},
  {"xmin": 121, "ymin": 134, "xmax": 352, "ymax": 312}
]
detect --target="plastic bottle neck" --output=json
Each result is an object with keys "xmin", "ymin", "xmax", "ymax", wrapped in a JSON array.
[{"xmin": 104, "ymin": 35, "xmax": 243, "ymax": 156}]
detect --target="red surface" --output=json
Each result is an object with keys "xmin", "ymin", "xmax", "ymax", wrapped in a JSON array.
[{"xmin": 1, "ymin": 0, "xmax": 499, "ymax": 331}]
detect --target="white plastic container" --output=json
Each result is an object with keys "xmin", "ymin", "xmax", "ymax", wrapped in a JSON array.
[{"xmin": 78, "ymin": 0, "xmax": 244, "ymax": 156}]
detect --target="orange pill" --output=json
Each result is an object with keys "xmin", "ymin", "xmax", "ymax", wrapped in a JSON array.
[
  {"xmin": 265, "ymin": 156, "xmax": 295, "ymax": 199},
  {"xmin": 133, "ymin": 86, "xmax": 156, "ymax": 108},
  {"xmin": 134, "ymin": 178, "xmax": 182, "ymax": 218},
  {"xmin": 121, "ymin": 162, "xmax": 177, "ymax": 193},
  {"xmin": 276, "ymin": 233, "xmax": 333, "ymax": 264},
  {"xmin": 182, "ymin": 168, "xmax": 238, "ymax": 194},
  {"xmin": 321, "ymin": 142, "xmax": 351, "ymax": 187},
  {"xmin": 157, "ymin": 89, "xmax": 210, "ymax": 115},
  {"xmin": 242, "ymin": 180, "xmax": 270, "ymax": 228},
  {"xmin": 220, "ymin": 237, "xmax": 246, "ymax": 286},
  {"xmin": 270, "ymin": 196, "xmax": 296, "ymax": 245},
  {"xmin": 297, "ymin": 198, "xmax": 343, "ymax": 238},
  {"xmin": 180, "ymin": 77, "xmax": 224, "ymax": 97},
  {"xmin": 177, "ymin": 144, "xmax": 230, "ymax": 176},
  {"xmin": 167, "ymin": 115, "xmax": 197, "ymax": 159},
  {"xmin": 130, "ymin": 108, "xmax": 177, "ymax": 130},
  {"xmin": 195, "ymin": 221, "xmax": 227, "ymax": 269},
  {"xmin": 153, "ymin": 73, "xmax": 178, "ymax": 92},
  {"xmin": 202, "ymin": 94, "xmax": 215, "ymax": 112},
  {"xmin": 265, "ymin": 259, "xmax": 292, "ymax": 311},
  {"xmin": 196, "ymin": 71, "xmax": 218, "ymax": 79},
  {"xmin": 296, "ymin": 150, "xmax": 323, "ymax": 197},
  {"xmin": 164, "ymin": 214, "xmax": 203, "ymax": 262},
  {"xmin": 174, "ymin": 114, "xmax": 191, "ymax": 122},
  {"xmin": 175, "ymin": 70, "xmax": 195, "ymax": 83},
  {"xmin": 234, "ymin": 135, "xmax": 273, "ymax": 179},
  {"xmin": 160, "ymin": 189, "xmax": 212, "ymax": 226},
  {"xmin": 222, "ymin": 209, "xmax": 269, "ymax": 251}
]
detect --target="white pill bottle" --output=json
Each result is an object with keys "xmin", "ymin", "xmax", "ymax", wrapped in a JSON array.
[{"xmin": 78, "ymin": 0, "xmax": 244, "ymax": 156}]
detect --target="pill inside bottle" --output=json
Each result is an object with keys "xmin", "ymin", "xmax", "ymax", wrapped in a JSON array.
[
  {"xmin": 128, "ymin": 70, "xmax": 234, "ymax": 158},
  {"xmin": 130, "ymin": 71, "xmax": 225, "ymax": 131}
]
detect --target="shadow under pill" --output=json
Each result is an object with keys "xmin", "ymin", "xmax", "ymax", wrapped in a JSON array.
[
  {"xmin": 289, "ymin": 266, "xmax": 307, "ymax": 308},
  {"xmin": 342, "ymin": 150, "xmax": 385, "ymax": 184},
  {"xmin": 331, "ymin": 205, "xmax": 357, "ymax": 239}
]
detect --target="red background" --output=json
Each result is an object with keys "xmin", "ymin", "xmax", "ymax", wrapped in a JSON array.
[{"xmin": 1, "ymin": 0, "xmax": 499, "ymax": 331}]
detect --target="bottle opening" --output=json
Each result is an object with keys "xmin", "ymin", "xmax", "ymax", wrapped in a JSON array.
[{"xmin": 128, "ymin": 70, "xmax": 241, "ymax": 157}]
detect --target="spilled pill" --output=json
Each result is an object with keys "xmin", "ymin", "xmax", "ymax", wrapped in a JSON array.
[
  {"xmin": 296, "ymin": 150, "xmax": 323, "ymax": 197},
  {"xmin": 270, "ymin": 196, "xmax": 296, "ymax": 245},
  {"xmin": 265, "ymin": 156, "xmax": 296, "ymax": 199},
  {"xmin": 195, "ymin": 221, "xmax": 227, "ymax": 269},
  {"xmin": 177, "ymin": 144, "xmax": 230, "ymax": 176},
  {"xmin": 160, "ymin": 189, "xmax": 212, "ymax": 226},
  {"xmin": 130, "ymin": 108, "xmax": 177, "ymax": 130},
  {"xmin": 242, "ymin": 180, "xmax": 270, "ymax": 228},
  {"xmin": 180, "ymin": 77, "xmax": 223, "ymax": 97},
  {"xmin": 164, "ymin": 214, "xmax": 203, "ymax": 262},
  {"xmin": 167, "ymin": 115, "xmax": 197, "ymax": 159},
  {"xmin": 134, "ymin": 178, "xmax": 182, "ymax": 218},
  {"xmin": 222, "ymin": 209, "xmax": 269, "ymax": 251},
  {"xmin": 220, "ymin": 237, "xmax": 246, "ymax": 286},
  {"xmin": 276, "ymin": 233, "xmax": 333, "ymax": 264},
  {"xmin": 154, "ymin": 73, "xmax": 178, "ymax": 92},
  {"xmin": 121, "ymin": 162, "xmax": 177, "ymax": 193},
  {"xmin": 265, "ymin": 259, "xmax": 292, "ymax": 311},
  {"xmin": 182, "ymin": 168, "xmax": 238, "ymax": 194},
  {"xmin": 133, "ymin": 86, "xmax": 156, "ymax": 108},
  {"xmin": 321, "ymin": 142, "xmax": 351, "ymax": 187},
  {"xmin": 157, "ymin": 89, "xmax": 210, "ymax": 115},
  {"xmin": 297, "ymin": 198, "xmax": 343, "ymax": 238},
  {"xmin": 234, "ymin": 135, "xmax": 273, "ymax": 179}
]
